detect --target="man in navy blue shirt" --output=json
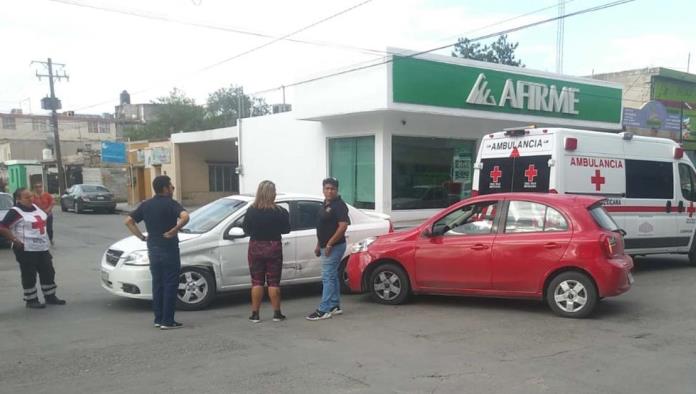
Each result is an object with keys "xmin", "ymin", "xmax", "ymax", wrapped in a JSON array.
[{"xmin": 125, "ymin": 175, "xmax": 189, "ymax": 330}]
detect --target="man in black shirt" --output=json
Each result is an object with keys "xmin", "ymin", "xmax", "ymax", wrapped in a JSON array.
[
  {"xmin": 306, "ymin": 177, "xmax": 350, "ymax": 321},
  {"xmin": 125, "ymin": 175, "xmax": 189, "ymax": 330}
]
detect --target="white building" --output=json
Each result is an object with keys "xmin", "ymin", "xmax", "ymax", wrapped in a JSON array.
[{"xmin": 170, "ymin": 50, "xmax": 624, "ymax": 222}]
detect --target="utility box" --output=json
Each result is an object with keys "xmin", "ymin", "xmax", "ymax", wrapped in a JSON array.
[{"xmin": 6, "ymin": 160, "xmax": 43, "ymax": 193}]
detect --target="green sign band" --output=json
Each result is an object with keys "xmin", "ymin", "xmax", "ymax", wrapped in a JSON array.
[{"xmin": 392, "ymin": 56, "xmax": 623, "ymax": 124}]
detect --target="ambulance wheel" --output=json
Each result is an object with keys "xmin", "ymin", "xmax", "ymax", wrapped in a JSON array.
[{"xmin": 688, "ymin": 250, "xmax": 696, "ymax": 266}]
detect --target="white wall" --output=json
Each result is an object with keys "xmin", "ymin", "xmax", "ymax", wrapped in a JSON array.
[
  {"xmin": 240, "ymin": 112, "xmax": 326, "ymax": 196},
  {"xmin": 293, "ymin": 62, "xmax": 389, "ymax": 120}
]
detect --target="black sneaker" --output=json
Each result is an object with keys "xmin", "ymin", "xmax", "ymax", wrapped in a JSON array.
[
  {"xmin": 273, "ymin": 311, "xmax": 286, "ymax": 322},
  {"xmin": 329, "ymin": 306, "xmax": 343, "ymax": 316},
  {"xmin": 306, "ymin": 310, "xmax": 332, "ymax": 321},
  {"xmin": 249, "ymin": 311, "xmax": 261, "ymax": 323},
  {"xmin": 45, "ymin": 295, "xmax": 66, "ymax": 305},
  {"xmin": 160, "ymin": 321, "xmax": 183, "ymax": 330},
  {"xmin": 26, "ymin": 299, "xmax": 46, "ymax": 309}
]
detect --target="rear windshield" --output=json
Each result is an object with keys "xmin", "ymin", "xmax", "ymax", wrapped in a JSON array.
[
  {"xmin": 82, "ymin": 185, "xmax": 110, "ymax": 193},
  {"xmin": 589, "ymin": 205, "xmax": 619, "ymax": 231}
]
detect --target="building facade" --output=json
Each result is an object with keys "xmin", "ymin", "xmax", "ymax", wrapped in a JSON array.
[{"xmin": 165, "ymin": 50, "xmax": 624, "ymax": 222}]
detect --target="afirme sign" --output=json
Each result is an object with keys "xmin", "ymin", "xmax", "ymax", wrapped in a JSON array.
[{"xmin": 392, "ymin": 56, "xmax": 623, "ymax": 124}]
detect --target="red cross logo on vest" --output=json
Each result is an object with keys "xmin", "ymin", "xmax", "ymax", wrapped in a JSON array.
[
  {"xmin": 32, "ymin": 215, "xmax": 47, "ymax": 235},
  {"xmin": 490, "ymin": 166, "xmax": 503, "ymax": 183},
  {"xmin": 688, "ymin": 201, "xmax": 696, "ymax": 218},
  {"xmin": 524, "ymin": 164, "xmax": 538, "ymax": 183},
  {"xmin": 591, "ymin": 170, "xmax": 605, "ymax": 191}
]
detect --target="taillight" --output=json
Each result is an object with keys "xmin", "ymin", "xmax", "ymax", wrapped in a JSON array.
[
  {"xmin": 601, "ymin": 233, "xmax": 622, "ymax": 257},
  {"xmin": 565, "ymin": 137, "xmax": 578, "ymax": 151}
]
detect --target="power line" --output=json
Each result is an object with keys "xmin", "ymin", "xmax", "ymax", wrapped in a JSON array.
[
  {"xmin": 47, "ymin": 0, "xmax": 387, "ymax": 57},
  {"xmin": 249, "ymin": 0, "xmax": 637, "ymax": 98},
  {"xmin": 70, "ymin": 0, "xmax": 376, "ymax": 111}
]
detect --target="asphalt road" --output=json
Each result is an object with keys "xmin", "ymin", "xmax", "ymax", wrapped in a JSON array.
[{"xmin": 1, "ymin": 210, "xmax": 695, "ymax": 394}]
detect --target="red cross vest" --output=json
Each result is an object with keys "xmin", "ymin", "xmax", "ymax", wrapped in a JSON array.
[{"xmin": 10, "ymin": 204, "xmax": 49, "ymax": 252}]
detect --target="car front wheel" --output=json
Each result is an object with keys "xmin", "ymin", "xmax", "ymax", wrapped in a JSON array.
[
  {"xmin": 546, "ymin": 271, "xmax": 598, "ymax": 318},
  {"xmin": 368, "ymin": 263, "xmax": 410, "ymax": 305},
  {"xmin": 176, "ymin": 267, "xmax": 216, "ymax": 311},
  {"xmin": 74, "ymin": 200, "xmax": 83, "ymax": 214}
]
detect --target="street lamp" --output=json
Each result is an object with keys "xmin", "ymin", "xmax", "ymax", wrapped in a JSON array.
[{"xmin": 680, "ymin": 101, "xmax": 693, "ymax": 144}]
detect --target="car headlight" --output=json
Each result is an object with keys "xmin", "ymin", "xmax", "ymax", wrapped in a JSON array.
[
  {"xmin": 122, "ymin": 250, "xmax": 150, "ymax": 266},
  {"xmin": 351, "ymin": 237, "xmax": 376, "ymax": 253}
]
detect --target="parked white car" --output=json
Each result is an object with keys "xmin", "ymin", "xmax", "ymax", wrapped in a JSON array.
[{"xmin": 100, "ymin": 194, "xmax": 392, "ymax": 310}]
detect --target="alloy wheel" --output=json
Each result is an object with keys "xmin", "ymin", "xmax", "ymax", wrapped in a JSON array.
[
  {"xmin": 553, "ymin": 280, "xmax": 588, "ymax": 313},
  {"xmin": 178, "ymin": 271, "xmax": 209, "ymax": 304},
  {"xmin": 372, "ymin": 271, "xmax": 402, "ymax": 301}
]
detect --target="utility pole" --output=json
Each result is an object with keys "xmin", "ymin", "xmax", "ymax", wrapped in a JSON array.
[
  {"xmin": 235, "ymin": 87, "xmax": 244, "ymax": 193},
  {"xmin": 32, "ymin": 58, "xmax": 69, "ymax": 194},
  {"xmin": 555, "ymin": 0, "xmax": 565, "ymax": 74}
]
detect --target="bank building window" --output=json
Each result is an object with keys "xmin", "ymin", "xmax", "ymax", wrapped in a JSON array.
[
  {"xmin": 328, "ymin": 136, "xmax": 375, "ymax": 209},
  {"xmin": 392, "ymin": 136, "xmax": 475, "ymax": 210}
]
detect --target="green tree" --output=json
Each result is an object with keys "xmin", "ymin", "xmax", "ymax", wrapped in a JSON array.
[
  {"xmin": 206, "ymin": 85, "xmax": 271, "ymax": 128},
  {"xmin": 452, "ymin": 34, "xmax": 524, "ymax": 67},
  {"xmin": 124, "ymin": 88, "xmax": 211, "ymax": 140}
]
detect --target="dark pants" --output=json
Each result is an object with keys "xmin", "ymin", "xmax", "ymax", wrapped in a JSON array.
[
  {"xmin": 14, "ymin": 250, "xmax": 57, "ymax": 301},
  {"xmin": 148, "ymin": 246, "xmax": 181, "ymax": 326},
  {"xmin": 47, "ymin": 214, "xmax": 54, "ymax": 242}
]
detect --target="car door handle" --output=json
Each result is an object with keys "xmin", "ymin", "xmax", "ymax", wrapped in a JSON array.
[
  {"xmin": 544, "ymin": 242, "xmax": 560, "ymax": 249},
  {"xmin": 470, "ymin": 244, "xmax": 489, "ymax": 250}
]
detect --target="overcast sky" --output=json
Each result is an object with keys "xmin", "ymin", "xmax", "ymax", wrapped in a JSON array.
[{"xmin": 1, "ymin": 0, "xmax": 694, "ymax": 115}]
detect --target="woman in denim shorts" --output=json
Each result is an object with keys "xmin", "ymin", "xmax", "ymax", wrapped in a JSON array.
[{"xmin": 242, "ymin": 181, "xmax": 290, "ymax": 323}]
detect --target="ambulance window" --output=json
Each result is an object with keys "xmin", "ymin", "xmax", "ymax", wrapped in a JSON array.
[
  {"xmin": 625, "ymin": 160, "xmax": 673, "ymax": 199},
  {"xmin": 678, "ymin": 164, "xmax": 696, "ymax": 202}
]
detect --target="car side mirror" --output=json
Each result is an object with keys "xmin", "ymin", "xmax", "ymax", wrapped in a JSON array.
[
  {"xmin": 422, "ymin": 228, "xmax": 432, "ymax": 237},
  {"xmin": 431, "ymin": 223, "xmax": 448, "ymax": 236},
  {"xmin": 226, "ymin": 227, "xmax": 246, "ymax": 239}
]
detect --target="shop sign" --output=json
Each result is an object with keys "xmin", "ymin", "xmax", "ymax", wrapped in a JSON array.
[{"xmin": 392, "ymin": 56, "xmax": 622, "ymax": 124}]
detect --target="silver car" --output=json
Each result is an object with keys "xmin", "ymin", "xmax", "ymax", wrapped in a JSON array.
[
  {"xmin": 100, "ymin": 194, "xmax": 392, "ymax": 310},
  {"xmin": 0, "ymin": 192, "xmax": 12, "ymax": 246}
]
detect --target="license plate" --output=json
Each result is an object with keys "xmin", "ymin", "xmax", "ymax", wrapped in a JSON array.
[
  {"xmin": 97, "ymin": 196, "xmax": 104, "ymax": 200},
  {"xmin": 628, "ymin": 272, "xmax": 635, "ymax": 284},
  {"xmin": 101, "ymin": 271, "xmax": 109, "ymax": 282}
]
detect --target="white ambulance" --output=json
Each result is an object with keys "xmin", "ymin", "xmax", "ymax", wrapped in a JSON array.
[{"xmin": 473, "ymin": 127, "xmax": 696, "ymax": 263}]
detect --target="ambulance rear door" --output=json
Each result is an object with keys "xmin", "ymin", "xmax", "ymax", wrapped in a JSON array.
[{"xmin": 477, "ymin": 131, "xmax": 553, "ymax": 195}]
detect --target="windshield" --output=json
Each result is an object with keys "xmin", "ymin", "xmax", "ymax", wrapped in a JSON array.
[
  {"xmin": 82, "ymin": 185, "xmax": 110, "ymax": 193},
  {"xmin": 0, "ymin": 194, "xmax": 11, "ymax": 210},
  {"xmin": 182, "ymin": 198, "xmax": 247, "ymax": 234}
]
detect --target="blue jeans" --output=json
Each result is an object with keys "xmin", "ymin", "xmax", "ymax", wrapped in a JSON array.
[
  {"xmin": 318, "ymin": 242, "xmax": 347, "ymax": 313},
  {"xmin": 148, "ymin": 246, "xmax": 181, "ymax": 326}
]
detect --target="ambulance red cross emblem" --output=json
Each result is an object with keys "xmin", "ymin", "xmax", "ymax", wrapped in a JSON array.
[
  {"xmin": 490, "ymin": 166, "xmax": 503, "ymax": 183},
  {"xmin": 688, "ymin": 201, "xmax": 696, "ymax": 218},
  {"xmin": 591, "ymin": 169, "xmax": 606, "ymax": 191},
  {"xmin": 524, "ymin": 165, "xmax": 538, "ymax": 183}
]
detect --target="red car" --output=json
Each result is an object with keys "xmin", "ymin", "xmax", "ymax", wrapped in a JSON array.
[{"xmin": 347, "ymin": 193, "xmax": 634, "ymax": 318}]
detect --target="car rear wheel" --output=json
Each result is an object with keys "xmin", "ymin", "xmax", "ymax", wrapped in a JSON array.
[
  {"xmin": 369, "ymin": 263, "xmax": 410, "ymax": 305},
  {"xmin": 176, "ymin": 267, "xmax": 216, "ymax": 311},
  {"xmin": 546, "ymin": 271, "xmax": 598, "ymax": 318}
]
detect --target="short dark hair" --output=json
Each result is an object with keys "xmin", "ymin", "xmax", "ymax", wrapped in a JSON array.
[
  {"xmin": 152, "ymin": 175, "xmax": 172, "ymax": 194},
  {"xmin": 322, "ymin": 177, "xmax": 339, "ymax": 189},
  {"xmin": 13, "ymin": 187, "xmax": 27, "ymax": 205}
]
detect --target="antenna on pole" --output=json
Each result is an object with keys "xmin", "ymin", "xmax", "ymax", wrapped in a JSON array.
[{"xmin": 556, "ymin": 0, "xmax": 565, "ymax": 74}]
